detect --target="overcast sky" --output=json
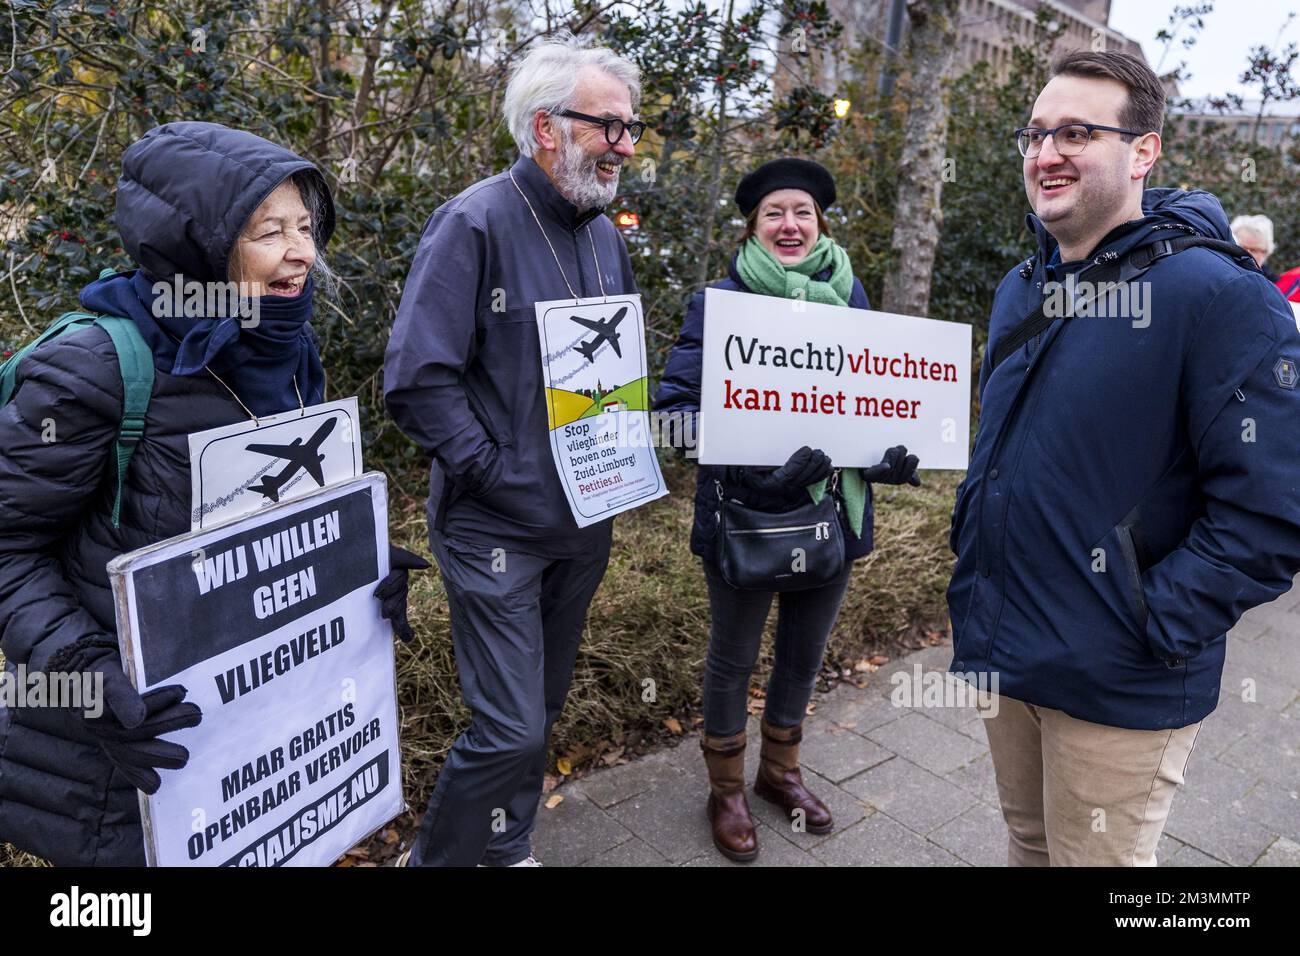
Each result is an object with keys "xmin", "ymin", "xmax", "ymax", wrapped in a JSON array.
[{"xmin": 1108, "ymin": 0, "xmax": 1297, "ymax": 100}]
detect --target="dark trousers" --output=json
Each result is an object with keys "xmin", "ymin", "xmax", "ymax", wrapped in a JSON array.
[
  {"xmin": 410, "ymin": 530, "xmax": 611, "ymax": 866},
  {"xmin": 701, "ymin": 561, "xmax": 852, "ymax": 738}
]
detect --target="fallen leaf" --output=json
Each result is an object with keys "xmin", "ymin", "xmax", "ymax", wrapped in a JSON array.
[
  {"xmin": 599, "ymin": 746, "xmax": 625, "ymax": 766},
  {"xmin": 869, "ymin": 654, "xmax": 890, "ymax": 666},
  {"xmin": 556, "ymin": 757, "xmax": 572, "ymax": 776},
  {"xmin": 853, "ymin": 659, "xmax": 872, "ymax": 672},
  {"xmin": 663, "ymin": 717, "xmax": 683, "ymax": 735},
  {"xmin": 381, "ymin": 828, "xmax": 398, "ymax": 845},
  {"xmin": 544, "ymin": 794, "xmax": 564, "ymax": 810},
  {"xmin": 345, "ymin": 846, "xmax": 369, "ymax": 859},
  {"xmin": 542, "ymin": 773, "xmax": 560, "ymax": 793},
  {"xmin": 563, "ymin": 742, "xmax": 593, "ymax": 763}
]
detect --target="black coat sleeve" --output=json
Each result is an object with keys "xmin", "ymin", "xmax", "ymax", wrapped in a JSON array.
[{"xmin": 0, "ymin": 329, "xmax": 123, "ymax": 670}]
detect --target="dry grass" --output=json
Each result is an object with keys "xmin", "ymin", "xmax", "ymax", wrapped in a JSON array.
[{"xmin": 1, "ymin": 456, "xmax": 961, "ymax": 865}]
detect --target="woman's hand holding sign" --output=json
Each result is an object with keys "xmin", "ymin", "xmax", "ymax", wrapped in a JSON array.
[
  {"xmin": 732, "ymin": 445, "xmax": 833, "ymax": 496},
  {"xmin": 373, "ymin": 544, "xmax": 431, "ymax": 644},
  {"xmin": 49, "ymin": 636, "xmax": 203, "ymax": 794},
  {"xmin": 862, "ymin": 444, "xmax": 921, "ymax": 486}
]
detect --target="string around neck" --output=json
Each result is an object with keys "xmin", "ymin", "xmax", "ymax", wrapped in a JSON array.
[{"xmin": 510, "ymin": 170, "xmax": 608, "ymax": 303}]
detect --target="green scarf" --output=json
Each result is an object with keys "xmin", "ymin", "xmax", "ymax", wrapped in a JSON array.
[
  {"xmin": 734, "ymin": 234, "xmax": 867, "ymax": 538},
  {"xmin": 735, "ymin": 234, "xmax": 853, "ymax": 307}
]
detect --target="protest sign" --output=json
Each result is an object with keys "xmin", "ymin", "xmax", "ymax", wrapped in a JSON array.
[
  {"xmin": 698, "ymin": 288, "xmax": 972, "ymax": 469},
  {"xmin": 188, "ymin": 398, "xmax": 362, "ymax": 530},
  {"xmin": 536, "ymin": 293, "xmax": 668, "ymax": 526},
  {"xmin": 108, "ymin": 472, "xmax": 403, "ymax": 867}
]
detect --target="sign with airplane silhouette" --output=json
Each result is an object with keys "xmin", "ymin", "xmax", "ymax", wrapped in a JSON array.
[
  {"xmin": 188, "ymin": 398, "xmax": 362, "ymax": 530},
  {"xmin": 109, "ymin": 473, "xmax": 404, "ymax": 866},
  {"xmin": 536, "ymin": 293, "xmax": 667, "ymax": 527}
]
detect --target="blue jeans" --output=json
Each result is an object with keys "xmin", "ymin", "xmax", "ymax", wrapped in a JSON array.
[{"xmin": 701, "ymin": 561, "xmax": 853, "ymax": 738}]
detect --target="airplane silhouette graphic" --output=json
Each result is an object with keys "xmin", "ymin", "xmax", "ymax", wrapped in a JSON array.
[
  {"xmin": 572, "ymin": 306, "xmax": 627, "ymax": 364},
  {"xmin": 245, "ymin": 418, "xmax": 338, "ymax": 502}
]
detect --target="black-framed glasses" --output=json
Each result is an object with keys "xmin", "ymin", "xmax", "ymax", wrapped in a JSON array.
[
  {"xmin": 1014, "ymin": 123, "xmax": 1145, "ymax": 158},
  {"xmin": 554, "ymin": 109, "xmax": 647, "ymax": 145}
]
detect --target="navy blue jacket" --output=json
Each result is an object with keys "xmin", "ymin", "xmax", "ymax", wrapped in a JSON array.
[
  {"xmin": 384, "ymin": 156, "xmax": 639, "ymax": 558},
  {"xmin": 948, "ymin": 188, "xmax": 1300, "ymax": 730},
  {"xmin": 654, "ymin": 254, "xmax": 875, "ymax": 563}
]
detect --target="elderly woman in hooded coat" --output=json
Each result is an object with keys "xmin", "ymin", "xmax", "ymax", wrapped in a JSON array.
[{"xmin": 0, "ymin": 122, "xmax": 423, "ymax": 866}]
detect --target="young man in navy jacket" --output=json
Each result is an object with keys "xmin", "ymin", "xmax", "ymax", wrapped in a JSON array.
[{"xmin": 948, "ymin": 51, "xmax": 1300, "ymax": 865}]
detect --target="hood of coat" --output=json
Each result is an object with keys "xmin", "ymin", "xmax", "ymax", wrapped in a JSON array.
[{"xmin": 115, "ymin": 121, "xmax": 336, "ymax": 283}]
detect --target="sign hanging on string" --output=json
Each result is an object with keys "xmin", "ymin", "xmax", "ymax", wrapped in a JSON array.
[{"xmin": 535, "ymin": 293, "xmax": 667, "ymax": 527}]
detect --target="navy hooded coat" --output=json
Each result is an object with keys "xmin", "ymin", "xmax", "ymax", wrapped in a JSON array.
[{"xmin": 948, "ymin": 188, "xmax": 1300, "ymax": 730}]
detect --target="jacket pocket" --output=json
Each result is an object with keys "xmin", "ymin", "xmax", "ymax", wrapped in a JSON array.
[
  {"xmin": 1114, "ymin": 515, "xmax": 1149, "ymax": 634},
  {"xmin": 949, "ymin": 474, "xmax": 975, "ymax": 556}
]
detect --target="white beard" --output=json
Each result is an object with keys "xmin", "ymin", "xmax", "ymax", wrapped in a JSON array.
[{"xmin": 552, "ymin": 129, "xmax": 620, "ymax": 210}]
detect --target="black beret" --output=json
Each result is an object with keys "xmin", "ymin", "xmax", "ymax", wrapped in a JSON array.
[{"xmin": 734, "ymin": 158, "xmax": 836, "ymax": 217}]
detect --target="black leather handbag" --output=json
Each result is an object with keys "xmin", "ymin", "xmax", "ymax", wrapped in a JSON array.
[{"xmin": 713, "ymin": 475, "xmax": 846, "ymax": 592}]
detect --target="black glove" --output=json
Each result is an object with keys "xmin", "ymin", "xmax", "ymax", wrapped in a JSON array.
[
  {"xmin": 862, "ymin": 444, "xmax": 921, "ymax": 486},
  {"xmin": 49, "ymin": 637, "xmax": 202, "ymax": 794},
  {"xmin": 735, "ymin": 446, "xmax": 833, "ymax": 495},
  {"xmin": 374, "ymin": 545, "xmax": 431, "ymax": 644}
]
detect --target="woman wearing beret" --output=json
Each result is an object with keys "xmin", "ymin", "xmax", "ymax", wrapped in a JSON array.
[
  {"xmin": 0, "ymin": 122, "xmax": 424, "ymax": 866},
  {"xmin": 655, "ymin": 158, "xmax": 920, "ymax": 862}
]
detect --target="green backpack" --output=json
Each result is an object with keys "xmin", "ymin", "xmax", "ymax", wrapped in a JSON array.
[{"xmin": 0, "ymin": 269, "xmax": 155, "ymax": 528}]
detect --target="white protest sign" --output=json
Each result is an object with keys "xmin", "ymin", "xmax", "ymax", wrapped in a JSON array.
[
  {"xmin": 535, "ymin": 293, "xmax": 668, "ymax": 526},
  {"xmin": 188, "ymin": 397, "xmax": 362, "ymax": 530},
  {"xmin": 108, "ymin": 472, "xmax": 404, "ymax": 867},
  {"xmin": 698, "ymin": 288, "xmax": 972, "ymax": 469}
]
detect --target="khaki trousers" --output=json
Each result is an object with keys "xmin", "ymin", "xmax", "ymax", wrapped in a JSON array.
[{"xmin": 982, "ymin": 695, "xmax": 1201, "ymax": 866}]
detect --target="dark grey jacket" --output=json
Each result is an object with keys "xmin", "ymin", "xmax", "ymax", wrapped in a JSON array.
[{"xmin": 384, "ymin": 156, "xmax": 639, "ymax": 558}]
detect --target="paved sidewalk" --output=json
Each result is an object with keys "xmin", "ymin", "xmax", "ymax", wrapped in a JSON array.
[{"xmin": 532, "ymin": 584, "xmax": 1300, "ymax": 867}]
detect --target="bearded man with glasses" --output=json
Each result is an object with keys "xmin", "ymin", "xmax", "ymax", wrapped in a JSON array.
[
  {"xmin": 946, "ymin": 51, "xmax": 1300, "ymax": 866},
  {"xmin": 383, "ymin": 33, "xmax": 642, "ymax": 868}
]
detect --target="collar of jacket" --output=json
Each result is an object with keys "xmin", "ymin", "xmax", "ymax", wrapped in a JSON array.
[
  {"xmin": 1020, "ymin": 187, "xmax": 1231, "ymax": 284},
  {"xmin": 511, "ymin": 154, "xmax": 605, "ymax": 233}
]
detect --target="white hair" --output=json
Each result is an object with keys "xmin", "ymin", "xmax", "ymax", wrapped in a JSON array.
[
  {"xmin": 1231, "ymin": 214, "xmax": 1275, "ymax": 256},
  {"xmin": 502, "ymin": 31, "xmax": 641, "ymax": 157}
]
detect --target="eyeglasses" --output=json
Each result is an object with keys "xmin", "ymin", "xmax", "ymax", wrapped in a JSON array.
[
  {"xmin": 1014, "ymin": 123, "xmax": 1145, "ymax": 158},
  {"xmin": 554, "ymin": 109, "xmax": 647, "ymax": 146}
]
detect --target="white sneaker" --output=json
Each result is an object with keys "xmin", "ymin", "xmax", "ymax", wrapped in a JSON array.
[
  {"xmin": 473, "ymin": 854, "xmax": 544, "ymax": 867},
  {"xmin": 476, "ymin": 853, "xmax": 543, "ymax": 867}
]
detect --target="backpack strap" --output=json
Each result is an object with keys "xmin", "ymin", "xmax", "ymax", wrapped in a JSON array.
[
  {"xmin": 990, "ymin": 235, "xmax": 1260, "ymax": 374},
  {"xmin": 93, "ymin": 315, "xmax": 154, "ymax": 528},
  {"xmin": 0, "ymin": 312, "xmax": 99, "ymax": 405}
]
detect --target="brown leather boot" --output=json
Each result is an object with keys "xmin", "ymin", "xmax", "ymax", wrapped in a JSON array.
[
  {"xmin": 753, "ymin": 718, "xmax": 833, "ymax": 834},
  {"xmin": 701, "ymin": 731, "xmax": 758, "ymax": 862}
]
